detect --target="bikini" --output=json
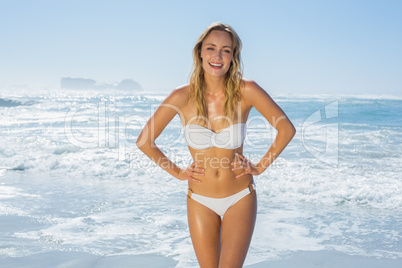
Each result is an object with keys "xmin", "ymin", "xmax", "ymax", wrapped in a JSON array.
[
  {"xmin": 183, "ymin": 123, "xmax": 255, "ymax": 217},
  {"xmin": 183, "ymin": 123, "xmax": 246, "ymax": 150}
]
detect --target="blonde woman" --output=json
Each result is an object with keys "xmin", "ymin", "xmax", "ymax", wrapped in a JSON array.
[{"xmin": 137, "ymin": 22, "xmax": 295, "ymax": 267}]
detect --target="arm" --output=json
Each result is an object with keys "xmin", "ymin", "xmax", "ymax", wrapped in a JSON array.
[
  {"xmin": 136, "ymin": 87, "xmax": 203, "ymax": 181},
  {"xmin": 232, "ymin": 80, "xmax": 296, "ymax": 177}
]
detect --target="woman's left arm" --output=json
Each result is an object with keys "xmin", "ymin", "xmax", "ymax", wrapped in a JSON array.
[{"xmin": 232, "ymin": 80, "xmax": 296, "ymax": 177}]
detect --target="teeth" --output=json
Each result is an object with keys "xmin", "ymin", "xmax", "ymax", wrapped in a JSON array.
[{"xmin": 210, "ymin": 63, "xmax": 223, "ymax": 67}]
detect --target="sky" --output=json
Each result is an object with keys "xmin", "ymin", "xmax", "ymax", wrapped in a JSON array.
[{"xmin": 1, "ymin": 0, "xmax": 401, "ymax": 96}]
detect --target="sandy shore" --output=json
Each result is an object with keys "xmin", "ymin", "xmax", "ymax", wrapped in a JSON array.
[
  {"xmin": 2, "ymin": 250, "xmax": 401, "ymax": 268},
  {"xmin": 246, "ymin": 250, "xmax": 401, "ymax": 268},
  {"xmin": 1, "ymin": 252, "xmax": 178, "ymax": 268}
]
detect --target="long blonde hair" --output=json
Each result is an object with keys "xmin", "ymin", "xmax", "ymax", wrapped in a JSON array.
[{"xmin": 189, "ymin": 22, "xmax": 243, "ymax": 119}]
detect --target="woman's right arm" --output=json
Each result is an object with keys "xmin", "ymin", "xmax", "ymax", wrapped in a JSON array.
[{"xmin": 136, "ymin": 87, "xmax": 203, "ymax": 182}]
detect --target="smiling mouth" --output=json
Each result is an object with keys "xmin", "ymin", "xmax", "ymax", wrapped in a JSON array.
[{"xmin": 209, "ymin": 63, "xmax": 223, "ymax": 68}]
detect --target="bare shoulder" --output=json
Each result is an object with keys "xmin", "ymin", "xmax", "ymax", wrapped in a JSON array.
[
  {"xmin": 163, "ymin": 84, "xmax": 191, "ymax": 108},
  {"xmin": 241, "ymin": 79, "xmax": 289, "ymax": 128},
  {"xmin": 241, "ymin": 79, "xmax": 273, "ymax": 107},
  {"xmin": 241, "ymin": 79, "xmax": 264, "ymax": 93}
]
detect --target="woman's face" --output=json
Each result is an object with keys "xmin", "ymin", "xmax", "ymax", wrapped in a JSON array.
[{"xmin": 200, "ymin": 30, "xmax": 233, "ymax": 78}]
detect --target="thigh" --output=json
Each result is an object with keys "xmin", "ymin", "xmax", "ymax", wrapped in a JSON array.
[
  {"xmin": 187, "ymin": 197, "xmax": 222, "ymax": 268},
  {"xmin": 220, "ymin": 191, "xmax": 257, "ymax": 268}
]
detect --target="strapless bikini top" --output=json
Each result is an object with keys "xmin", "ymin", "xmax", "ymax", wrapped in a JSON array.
[{"xmin": 183, "ymin": 123, "xmax": 246, "ymax": 150}]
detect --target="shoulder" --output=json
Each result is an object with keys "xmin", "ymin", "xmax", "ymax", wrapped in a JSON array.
[
  {"xmin": 163, "ymin": 84, "xmax": 191, "ymax": 107},
  {"xmin": 241, "ymin": 79, "xmax": 272, "ymax": 106},
  {"xmin": 241, "ymin": 79, "xmax": 264, "ymax": 94}
]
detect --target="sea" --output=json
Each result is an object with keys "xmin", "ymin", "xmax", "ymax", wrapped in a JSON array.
[{"xmin": 0, "ymin": 87, "xmax": 401, "ymax": 267}]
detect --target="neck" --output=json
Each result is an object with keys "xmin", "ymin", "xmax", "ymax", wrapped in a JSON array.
[{"xmin": 204, "ymin": 74, "xmax": 225, "ymax": 95}]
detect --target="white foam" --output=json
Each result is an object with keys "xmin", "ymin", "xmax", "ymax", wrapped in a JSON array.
[
  {"xmin": 0, "ymin": 186, "xmax": 41, "ymax": 200},
  {"xmin": 273, "ymin": 92, "xmax": 402, "ymax": 101},
  {"xmin": 0, "ymin": 90, "xmax": 400, "ymax": 265}
]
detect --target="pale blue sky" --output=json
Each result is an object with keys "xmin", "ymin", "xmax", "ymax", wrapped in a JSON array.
[{"xmin": 1, "ymin": 0, "xmax": 401, "ymax": 96}]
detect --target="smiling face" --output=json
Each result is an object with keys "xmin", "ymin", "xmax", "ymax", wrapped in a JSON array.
[{"xmin": 200, "ymin": 30, "xmax": 233, "ymax": 78}]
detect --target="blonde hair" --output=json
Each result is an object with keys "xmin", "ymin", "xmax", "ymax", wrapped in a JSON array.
[{"xmin": 189, "ymin": 22, "xmax": 243, "ymax": 119}]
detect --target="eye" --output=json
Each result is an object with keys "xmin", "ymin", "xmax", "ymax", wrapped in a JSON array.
[
  {"xmin": 207, "ymin": 47, "xmax": 214, "ymax": 51},
  {"xmin": 224, "ymin": 49, "xmax": 231, "ymax": 53}
]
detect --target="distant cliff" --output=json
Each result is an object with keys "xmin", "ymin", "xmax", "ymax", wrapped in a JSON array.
[{"xmin": 60, "ymin": 77, "xmax": 143, "ymax": 91}]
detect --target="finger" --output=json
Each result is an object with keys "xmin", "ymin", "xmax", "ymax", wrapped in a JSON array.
[
  {"xmin": 190, "ymin": 165, "xmax": 204, "ymax": 177},
  {"xmin": 231, "ymin": 165, "xmax": 245, "ymax": 171},
  {"xmin": 191, "ymin": 161, "xmax": 201, "ymax": 167},
  {"xmin": 235, "ymin": 152, "xmax": 245, "ymax": 159},
  {"xmin": 191, "ymin": 177, "xmax": 202, "ymax": 183},
  {"xmin": 235, "ymin": 171, "xmax": 248, "ymax": 179},
  {"xmin": 231, "ymin": 165, "xmax": 241, "ymax": 171},
  {"xmin": 236, "ymin": 153, "xmax": 250, "ymax": 164},
  {"xmin": 231, "ymin": 160, "xmax": 244, "ymax": 167},
  {"xmin": 234, "ymin": 164, "xmax": 249, "ymax": 171},
  {"xmin": 194, "ymin": 167, "xmax": 205, "ymax": 173}
]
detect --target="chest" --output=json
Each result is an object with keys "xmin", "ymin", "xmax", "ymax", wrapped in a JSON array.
[{"xmin": 182, "ymin": 98, "xmax": 251, "ymax": 130}]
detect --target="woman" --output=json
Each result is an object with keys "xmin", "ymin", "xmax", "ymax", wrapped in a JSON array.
[{"xmin": 136, "ymin": 22, "xmax": 295, "ymax": 267}]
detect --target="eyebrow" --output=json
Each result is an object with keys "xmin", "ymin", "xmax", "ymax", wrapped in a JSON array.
[{"xmin": 205, "ymin": 43, "xmax": 232, "ymax": 49}]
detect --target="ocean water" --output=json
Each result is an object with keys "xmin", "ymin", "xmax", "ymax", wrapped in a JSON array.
[{"xmin": 0, "ymin": 88, "xmax": 401, "ymax": 267}]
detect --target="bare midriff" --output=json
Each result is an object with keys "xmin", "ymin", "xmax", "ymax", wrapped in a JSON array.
[{"xmin": 188, "ymin": 146, "xmax": 253, "ymax": 198}]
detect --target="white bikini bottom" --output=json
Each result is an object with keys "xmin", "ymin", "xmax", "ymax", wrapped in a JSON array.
[{"xmin": 187, "ymin": 183, "xmax": 255, "ymax": 217}]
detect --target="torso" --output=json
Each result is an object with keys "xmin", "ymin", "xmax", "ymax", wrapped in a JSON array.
[{"xmin": 179, "ymin": 82, "xmax": 254, "ymax": 197}]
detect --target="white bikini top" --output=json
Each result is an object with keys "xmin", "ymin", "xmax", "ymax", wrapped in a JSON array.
[{"xmin": 183, "ymin": 123, "xmax": 246, "ymax": 150}]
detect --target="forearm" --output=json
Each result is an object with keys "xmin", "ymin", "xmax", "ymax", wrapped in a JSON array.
[{"xmin": 137, "ymin": 142, "xmax": 182, "ymax": 179}]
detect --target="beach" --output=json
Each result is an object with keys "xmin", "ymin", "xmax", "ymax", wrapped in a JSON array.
[{"xmin": 1, "ymin": 88, "xmax": 401, "ymax": 267}]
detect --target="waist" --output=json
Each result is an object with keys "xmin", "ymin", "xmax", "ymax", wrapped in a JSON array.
[
  {"xmin": 189, "ymin": 172, "xmax": 253, "ymax": 198},
  {"xmin": 190, "ymin": 149, "xmax": 245, "ymax": 178},
  {"xmin": 190, "ymin": 147, "xmax": 241, "ymax": 168},
  {"xmin": 189, "ymin": 152, "xmax": 253, "ymax": 197}
]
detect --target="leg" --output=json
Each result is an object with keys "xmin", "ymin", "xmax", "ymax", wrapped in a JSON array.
[
  {"xmin": 187, "ymin": 196, "xmax": 222, "ymax": 268},
  {"xmin": 219, "ymin": 191, "xmax": 257, "ymax": 268}
]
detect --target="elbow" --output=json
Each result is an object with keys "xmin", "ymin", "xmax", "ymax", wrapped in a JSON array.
[
  {"xmin": 136, "ymin": 133, "xmax": 155, "ymax": 153},
  {"xmin": 287, "ymin": 122, "xmax": 296, "ymax": 142},
  {"xmin": 135, "ymin": 139, "xmax": 142, "ymax": 151},
  {"xmin": 136, "ymin": 133, "xmax": 146, "ymax": 151},
  {"xmin": 278, "ymin": 121, "xmax": 296, "ymax": 141},
  {"xmin": 289, "ymin": 123, "xmax": 296, "ymax": 139}
]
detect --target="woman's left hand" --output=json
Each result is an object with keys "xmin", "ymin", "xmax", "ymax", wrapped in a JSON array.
[{"xmin": 231, "ymin": 152, "xmax": 261, "ymax": 178}]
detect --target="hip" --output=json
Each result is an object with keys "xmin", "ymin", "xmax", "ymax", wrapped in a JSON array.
[{"xmin": 188, "ymin": 170, "xmax": 253, "ymax": 198}]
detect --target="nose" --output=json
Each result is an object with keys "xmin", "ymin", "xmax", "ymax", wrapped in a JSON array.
[{"xmin": 214, "ymin": 50, "xmax": 223, "ymax": 60}]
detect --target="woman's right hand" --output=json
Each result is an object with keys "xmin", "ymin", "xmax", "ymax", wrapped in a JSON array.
[{"xmin": 178, "ymin": 161, "xmax": 204, "ymax": 183}]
